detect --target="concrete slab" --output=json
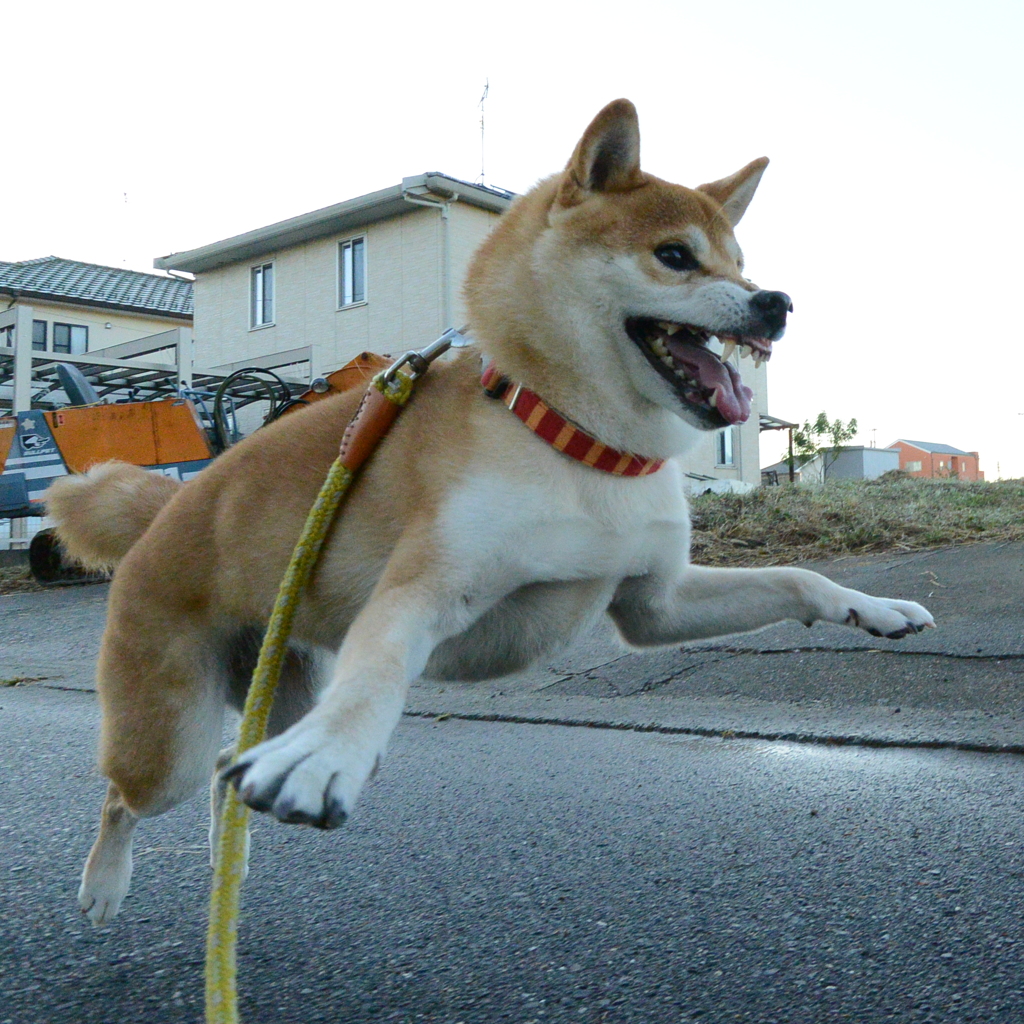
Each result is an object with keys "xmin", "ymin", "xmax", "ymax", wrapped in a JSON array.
[
  {"xmin": 406, "ymin": 542, "xmax": 1024, "ymax": 749},
  {"xmin": 3, "ymin": 542, "xmax": 1023, "ymax": 748},
  {"xmin": 0, "ymin": 583, "xmax": 108, "ymax": 689}
]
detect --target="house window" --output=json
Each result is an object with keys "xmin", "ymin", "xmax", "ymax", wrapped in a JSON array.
[
  {"xmin": 338, "ymin": 236, "xmax": 366, "ymax": 307},
  {"xmin": 53, "ymin": 323, "xmax": 88, "ymax": 354},
  {"xmin": 0, "ymin": 325, "xmax": 12, "ymax": 347},
  {"xmin": 716, "ymin": 427, "xmax": 734, "ymax": 466},
  {"xmin": 906, "ymin": 460, "xmax": 922, "ymax": 472},
  {"xmin": 251, "ymin": 262, "xmax": 275, "ymax": 327},
  {"xmin": 32, "ymin": 320, "xmax": 47, "ymax": 351}
]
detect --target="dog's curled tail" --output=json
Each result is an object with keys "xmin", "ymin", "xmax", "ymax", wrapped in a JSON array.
[{"xmin": 44, "ymin": 461, "xmax": 181, "ymax": 569}]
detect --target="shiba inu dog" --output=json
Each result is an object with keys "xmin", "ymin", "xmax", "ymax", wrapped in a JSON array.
[{"xmin": 47, "ymin": 99, "xmax": 934, "ymax": 926}]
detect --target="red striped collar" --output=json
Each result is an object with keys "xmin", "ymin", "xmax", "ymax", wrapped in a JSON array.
[{"xmin": 481, "ymin": 363, "xmax": 664, "ymax": 477}]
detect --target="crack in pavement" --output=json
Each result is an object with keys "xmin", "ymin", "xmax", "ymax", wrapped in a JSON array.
[
  {"xmin": 688, "ymin": 645, "xmax": 1024, "ymax": 661},
  {"xmin": 529, "ymin": 646, "xmax": 1023, "ymax": 702},
  {"xmin": 403, "ymin": 709, "xmax": 1024, "ymax": 756},
  {"xmin": 533, "ymin": 652, "xmax": 635, "ymax": 691}
]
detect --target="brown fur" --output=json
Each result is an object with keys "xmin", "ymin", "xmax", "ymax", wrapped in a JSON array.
[
  {"xmin": 64, "ymin": 98, "xmax": 926, "ymax": 928},
  {"xmin": 75, "ymin": 365, "xmax": 485, "ymax": 813}
]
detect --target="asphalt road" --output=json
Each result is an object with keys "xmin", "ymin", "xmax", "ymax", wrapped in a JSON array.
[
  {"xmin": 2, "ymin": 685, "xmax": 1023, "ymax": 1024},
  {"xmin": 2, "ymin": 541, "xmax": 1024, "ymax": 1023}
]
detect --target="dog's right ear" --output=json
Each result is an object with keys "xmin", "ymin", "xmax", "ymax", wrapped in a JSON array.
[
  {"xmin": 557, "ymin": 99, "xmax": 643, "ymax": 206},
  {"xmin": 697, "ymin": 158, "xmax": 770, "ymax": 227}
]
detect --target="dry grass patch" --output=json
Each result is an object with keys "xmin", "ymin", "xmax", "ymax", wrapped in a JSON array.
[
  {"xmin": 0, "ymin": 564, "xmax": 44, "ymax": 595},
  {"xmin": 690, "ymin": 477, "xmax": 1024, "ymax": 567}
]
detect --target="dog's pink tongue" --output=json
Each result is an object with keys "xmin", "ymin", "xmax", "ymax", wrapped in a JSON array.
[{"xmin": 666, "ymin": 338, "xmax": 753, "ymax": 424}]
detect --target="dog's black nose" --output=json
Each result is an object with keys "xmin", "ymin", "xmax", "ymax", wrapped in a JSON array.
[{"xmin": 750, "ymin": 290, "xmax": 793, "ymax": 335}]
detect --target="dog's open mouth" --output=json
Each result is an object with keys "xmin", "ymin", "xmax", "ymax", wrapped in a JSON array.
[{"xmin": 625, "ymin": 317, "xmax": 771, "ymax": 427}]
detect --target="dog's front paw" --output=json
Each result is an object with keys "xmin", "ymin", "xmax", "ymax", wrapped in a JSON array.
[
  {"xmin": 844, "ymin": 596, "xmax": 935, "ymax": 640},
  {"xmin": 224, "ymin": 717, "xmax": 383, "ymax": 829}
]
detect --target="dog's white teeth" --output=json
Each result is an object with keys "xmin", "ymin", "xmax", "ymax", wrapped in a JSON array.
[
  {"xmin": 651, "ymin": 338, "xmax": 669, "ymax": 357},
  {"xmin": 708, "ymin": 390, "xmax": 718, "ymax": 408},
  {"xmin": 674, "ymin": 369, "xmax": 687, "ymax": 379},
  {"xmin": 720, "ymin": 339, "xmax": 736, "ymax": 362},
  {"xmin": 661, "ymin": 354, "xmax": 674, "ymax": 368},
  {"xmin": 658, "ymin": 322, "xmax": 681, "ymax": 336},
  {"xmin": 740, "ymin": 344, "xmax": 752, "ymax": 359},
  {"xmin": 753, "ymin": 353, "xmax": 764, "ymax": 369}
]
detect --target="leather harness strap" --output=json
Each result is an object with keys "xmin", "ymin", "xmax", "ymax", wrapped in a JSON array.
[
  {"xmin": 339, "ymin": 382, "xmax": 407, "ymax": 471},
  {"xmin": 481, "ymin": 362, "xmax": 665, "ymax": 478}
]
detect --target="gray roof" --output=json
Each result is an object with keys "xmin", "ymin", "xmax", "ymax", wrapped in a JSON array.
[
  {"xmin": 896, "ymin": 439, "xmax": 975, "ymax": 456},
  {"xmin": 0, "ymin": 256, "xmax": 192, "ymax": 319},
  {"xmin": 155, "ymin": 173, "xmax": 517, "ymax": 275}
]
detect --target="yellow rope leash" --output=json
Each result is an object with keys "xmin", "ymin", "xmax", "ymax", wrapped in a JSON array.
[{"xmin": 205, "ymin": 369, "xmax": 415, "ymax": 1024}]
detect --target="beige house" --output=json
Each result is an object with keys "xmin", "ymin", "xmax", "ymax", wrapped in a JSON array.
[
  {"xmin": 0, "ymin": 256, "xmax": 193, "ymax": 413},
  {"xmin": 155, "ymin": 173, "xmax": 769, "ymax": 488},
  {"xmin": 155, "ymin": 174, "xmax": 508, "ymax": 380},
  {"xmin": 0, "ymin": 257, "xmax": 195, "ymax": 549}
]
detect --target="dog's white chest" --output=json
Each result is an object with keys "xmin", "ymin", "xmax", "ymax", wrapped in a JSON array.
[{"xmin": 440, "ymin": 461, "xmax": 689, "ymax": 588}]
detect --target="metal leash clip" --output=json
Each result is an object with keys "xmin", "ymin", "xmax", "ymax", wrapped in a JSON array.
[{"xmin": 382, "ymin": 326, "xmax": 472, "ymax": 384}]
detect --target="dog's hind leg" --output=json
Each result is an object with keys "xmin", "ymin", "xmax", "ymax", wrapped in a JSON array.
[
  {"xmin": 77, "ymin": 781, "xmax": 138, "ymax": 926},
  {"xmin": 79, "ymin": 618, "xmax": 227, "ymax": 926}
]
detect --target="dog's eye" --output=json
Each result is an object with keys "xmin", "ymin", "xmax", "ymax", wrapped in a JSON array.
[{"xmin": 655, "ymin": 244, "xmax": 700, "ymax": 272}]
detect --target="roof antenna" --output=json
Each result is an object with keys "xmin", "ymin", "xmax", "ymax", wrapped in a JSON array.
[{"xmin": 478, "ymin": 79, "xmax": 489, "ymax": 185}]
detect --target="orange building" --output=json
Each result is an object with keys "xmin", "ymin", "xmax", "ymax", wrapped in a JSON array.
[{"xmin": 890, "ymin": 440, "xmax": 984, "ymax": 481}]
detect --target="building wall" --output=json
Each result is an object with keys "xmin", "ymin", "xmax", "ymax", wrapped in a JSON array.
[
  {"xmin": 450, "ymin": 202, "xmax": 505, "ymax": 330},
  {"xmin": 192, "ymin": 203, "xmax": 503, "ymax": 378},
  {"xmin": 683, "ymin": 354, "xmax": 766, "ymax": 488},
  {"xmin": 7, "ymin": 298, "xmax": 187, "ymax": 354},
  {"xmin": 800, "ymin": 447, "xmax": 899, "ymax": 484},
  {"xmin": 187, "ymin": 199, "xmax": 771, "ymax": 485},
  {"xmin": 860, "ymin": 447, "xmax": 902, "ymax": 478},
  {"xmin": 892, "ymin": 441, "xmax": 983, "ymax": 481}
]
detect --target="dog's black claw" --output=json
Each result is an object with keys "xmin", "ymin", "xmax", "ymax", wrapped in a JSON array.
[
  {"xmin": 221, "ymin": 761, "xmax": 250, "ymax": 787},
  {"xmin": 241, "ymin": 774, "xmax": 289, "ymax": 814},
  {"xmin": 274, "ymin": 798, "xmax": 313, "ymax": 825},
  {"xmin": 315, "ymin": 797, "xmax": 348, "ymax": 831}
]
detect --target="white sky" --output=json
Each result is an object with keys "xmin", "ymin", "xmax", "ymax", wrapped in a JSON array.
[{"xmin": 6, "ymin": 0, "xmax": 1023, "ymax": 476}]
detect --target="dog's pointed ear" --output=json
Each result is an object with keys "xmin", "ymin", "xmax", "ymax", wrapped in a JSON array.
[
  {"xmin": 557, "ymin": 99, "xmax": 643, "ymax": 206},
  {"xmin": 697, "ymin": 157, "xmax": 770, "ymax": 227}
]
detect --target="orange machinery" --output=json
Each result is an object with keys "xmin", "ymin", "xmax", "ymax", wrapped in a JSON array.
[
  {"xmin": 0, "ymin": 352, "xmax": 397, "ymax": 519},
  {"xmin": 1, "ymin": 353, "xmax": 392, "ymax": 581},
  {"xmin": 285, "ymin": 351, "xmax": 392, "ymax": 410},
  {"xmin": 0, "ymin": 397, "xmax": 213, "ymax": 521}
]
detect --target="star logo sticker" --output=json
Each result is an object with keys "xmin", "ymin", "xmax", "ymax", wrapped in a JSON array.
[{"xmin": 20, "ymin": 417, "xmax": 35, "ymax": 430}]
